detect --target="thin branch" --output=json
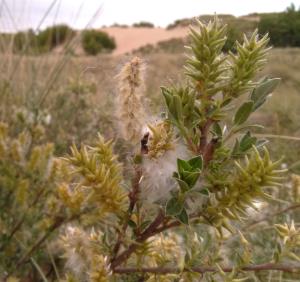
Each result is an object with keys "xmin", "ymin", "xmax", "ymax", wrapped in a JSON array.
[
  {"xmin": 110, "ymin": 211, "xmax": 207, "ymax": 269},
  {"xmin": 199, "ymin": 119, "xmax": 213, "ymax": 153},
  {"xmin": 253, "ymin": 133, "xmax": 300, "ymax": 142},
  {"xmin": 110, "ymin": 209, "xmax": 165, "ymax": 269},
  {"xmin": 114, "ymin": 263, "xmax": 300, "ymax": 275},
  {"xmin": 111, "ymin": 166, "xmax": 142, "ymax": 260},
  {"xmin": 244, "ymin": 203, "xmax": 300, "ymax": 231}
]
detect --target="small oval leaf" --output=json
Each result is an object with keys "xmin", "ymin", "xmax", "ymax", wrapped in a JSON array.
[{"xmin": 234, "ymin": 101, "xmax": 254, "ymax": 125}]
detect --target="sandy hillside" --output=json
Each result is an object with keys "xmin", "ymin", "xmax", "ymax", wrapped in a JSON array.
[{"xmin": 101, "ymin": 27, "xmax": 189, "ymax": 55}]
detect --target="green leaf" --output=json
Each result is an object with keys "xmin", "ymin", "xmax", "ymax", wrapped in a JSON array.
[
  {"xmin": 140, "ymin": 220, "xmax": 151, "ymax": 231},
  {"xmin": 166, "ymin": 197, "xmax": 184, "ymax": 216},
  {"xmin": 177, "ymin": 159, "xmax": 192, "ymax": 174},
  {"xmin": 240, "ymin": 131, "xmax": 257, "ymax": 152},
  {"xmin": 176, "ymin": 207, "xmax": 189, "ymax": 225},
  {"xmin": 198, "ymin": 188, "xmax": 209, "ymax": 196},
  {"xmin": 250, "ymin": 78, "xmax": 281, "ymax": 110},
  {"xmin": 233, "ymin": 101, "xmax": 254, "ymax": 125},
  {"xmin": 161, "ymin": 87, "xmax": 172, "ymax": 107},
  {"xmin": 212, "ymin": 122, "xmax": 223, "ymax": 137},
  {"xmin": 221, "ymin": 97, "xmax": 232, "ymax": 107},
  {"xmin": 175, "ymin": 177, "xmax": 190, "ymax": 193},
  {"xmin": 173, "ymin": 95, "xmax": 183, "ymax": 120},
  {"xmin": 184, "ymin": 171, "xmax": 201, "ymax": 188},
  {"xmin": 128, "ymin": 220, "xmax": 137, "ymax": 229},
  {"xmin": 232, "ymin": 139, "xmax": 240, "ymax": 156},
  {"xmin": 188, "ymin": 155, "xmax": 203, "ymax": 170}
]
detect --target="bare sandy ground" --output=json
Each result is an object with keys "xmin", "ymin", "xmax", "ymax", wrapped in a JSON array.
[{"xmin": 101, "ymin": 27, "xmax": 189, "ymax": 55}]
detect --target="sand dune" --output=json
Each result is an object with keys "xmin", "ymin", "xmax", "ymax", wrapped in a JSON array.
[{"xmin": 101, "ymin": 27, "xmax": 189, "ymax": 55}]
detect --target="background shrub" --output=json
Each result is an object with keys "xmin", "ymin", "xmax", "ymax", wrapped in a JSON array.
[
  {"xmin": 13, "ymin": 29, "xmax": 36, "ymax": 53},
  {"xmin": 81, "ymin": 29, "xmax": 116, "ymax": 55},
  {"xmin": 36, "ymin": 24, "xmax": 75, "ymax": 52},
  {"xmin": 12, "ymin": 25, "xmax": 75, "ymax": 54},
  {"xmin": 132, "ymin": 21, "xmax": 154, "ymax": 28},
  {"xmin": 259, "ymin": 4, "xmax": 300, "ymax": 47}
]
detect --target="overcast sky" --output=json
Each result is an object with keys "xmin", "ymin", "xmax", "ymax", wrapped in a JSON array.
[{"xmin": 1, "ymin": 0, "xmax": 300, "ymax": 32}]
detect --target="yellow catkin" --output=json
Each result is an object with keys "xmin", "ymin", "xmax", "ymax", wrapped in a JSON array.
[
  {"xmin": 60, "ymin": 135, "xmax": 127, "ymax": 217},
  {"xmin": 147, "ymin": 121, "xmax": 175, "ymax": 159},
  {"xmin": 88, "ymin": 255, "xmax": 111, "ymax": 282}
]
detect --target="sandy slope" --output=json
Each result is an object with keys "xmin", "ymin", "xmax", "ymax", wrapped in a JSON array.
[{"xmin": 101, "ymin": 27, "xmax": 189, "ymax": 55}]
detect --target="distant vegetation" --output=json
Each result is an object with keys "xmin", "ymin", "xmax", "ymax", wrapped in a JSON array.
[
  {"xmin": 1, "ymin": 3, "xmax": 300, "ymax": 57},
  {"xmin": 36, "ymin": 24, "xmax": 75, "ymax": 52},
  {"xmin": 133, "ymin": 37, "xmax": 187, "ymax": 55},
  {"xmin": 259, "ymin": 4, "xmax": 300, "ymax": 47},
  {"xmin": 0, "ymin": 25, "xmax": 116, "ymax": 56},
  {"xmin": 81, "ymin": 29, "xmax": 116, "ymax": 55},
  {"xmin": 165, "ymin": 4, "xmax": 300, "ymax": 49},
  {"xmin": 166, "ymin": 14, "xmax": 236, "ymax": 29},
  {"xmin": 132, "ymin": 21, "xmax": 155, "ymax": 28},
  {"xmin": 11, "ymin": 24, "xmax": 75, "ymax": 54},
  {"xmin": 110, "ymin": 23, "xmax": 129, "ymax": 28}
]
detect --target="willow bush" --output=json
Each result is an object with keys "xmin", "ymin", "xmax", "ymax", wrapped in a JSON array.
[
  {"xmin": 82, "ymin": 30, "xmax": 116, "ymax": 55},
  {"xmin": 56, "ymin": 18, "xmax": 300, "ymax": 281},
  {"xmin": 1, "ymin": 17, "xmax": 300, "ymax": 281}
]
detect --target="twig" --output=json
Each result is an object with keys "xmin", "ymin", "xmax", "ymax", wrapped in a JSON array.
[
  {"xmin": 111, "ymin": 210, "xmax": 207, "ymax": 269},
  {"xmin": 253, "ymin": 133, "xmax": 300, "ymax": 142},
  {"xmin": 243, "ymin": 203, "xmax": 300, "ymax": 230},
  {"xmin": 199, "ymin": 119, "xmax": 213, "ymax": 153},
  {"xmin": 198, "ymin": 119, "xmax": 218, "ymax": 165},
  {"xmin": 110, "ymin": 209, "xmax": 165, "ymax": 269},
  {"xmin": 111, "ymin": 166, "xmax": 142, "ymax": 259},
  {"xmin": 114, "ymin": 263, "xmax": 300, "ymax": 274}
]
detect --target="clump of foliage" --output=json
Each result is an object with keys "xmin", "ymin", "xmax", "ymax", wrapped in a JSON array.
[
  {"xmin": 110, "ymin": 23, "xmax": 129, "ymax": 28},
  {"xmin": 36, "ymin": 24, "xmax": 75, "ymax": 52},
  {"xmin": 132, "ymin": 21, "xmax": 155, "ymax": 28},
  {"xmin": 12, "ymin": 29, "xmax": 36, "ymax": 53},
  {"xmin": 259, "ymin": 4, "xmax": 300, "ymax": 47},
  {"xmin": 82, "ymin": 30, "xmax": 116, "ymax": 55},
  {"xmin": 12, "ymin": 25, "xmax": 75, "ymax": 54}
]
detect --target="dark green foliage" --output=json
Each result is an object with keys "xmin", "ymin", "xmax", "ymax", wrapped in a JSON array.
[
  {"xmin": 12, "ymin": 25, "xmax": 75, "ymax": 54},
  {"xmin": 13, "ymin": 29, "xmax": 36, "ymax": 53},
  {"xmin": 222, "ymin": 24, "xmax": 243, "ymax": 52},
  {"xmin": 167, "ymin": 15, "xmax": 235, "ymax": 29},
  {"xmin": 259, "ymin": 4, "xmax": 300, "ymax": 47},
  {"xmin": 36, "ymin": 24, "xmax": 75, "ymax": 52},
  {"xmin": 82, "ymin": 30, "xmax": 116, "ymax": 55},
  {"xmin": 133, "ymin": 21, "xmax": 154, "ymax": 28}
]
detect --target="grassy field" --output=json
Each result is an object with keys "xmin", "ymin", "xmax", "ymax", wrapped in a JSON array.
[{"xmin": 1, "ymin": 47, "xmax": 299, "ymax": 169}]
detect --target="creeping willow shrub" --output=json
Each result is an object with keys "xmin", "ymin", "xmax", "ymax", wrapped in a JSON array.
[
  {"xmin": 54, "ymin": 17, "xmax": 299, "ymax": 282},
  {"xmin": 2, "ymin": 17, "xmax": 300, "ymax": 281}
]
